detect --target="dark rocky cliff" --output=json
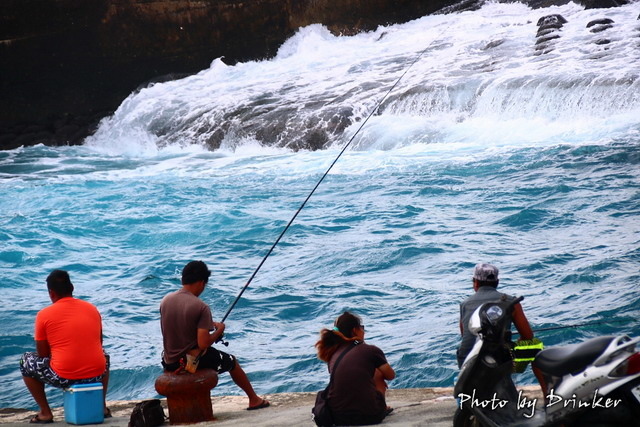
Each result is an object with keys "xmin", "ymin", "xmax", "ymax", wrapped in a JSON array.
[
  {"xmin": 0, "ymin": 0, "xmax": 624, "ymax": 150},
  {"xmin": 0, "ymin": 0, "xmax": 457, "ymax": 150}
]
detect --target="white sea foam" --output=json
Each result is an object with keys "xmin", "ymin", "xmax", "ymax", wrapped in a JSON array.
[{"xmin": 84, "ymin": 2, "xmax": 640, "ymax": 160}]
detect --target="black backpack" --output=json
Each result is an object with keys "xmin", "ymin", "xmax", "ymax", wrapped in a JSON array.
[{"xmin": 128, "ymin": 399, "xmax": 167, "ymax": 427}]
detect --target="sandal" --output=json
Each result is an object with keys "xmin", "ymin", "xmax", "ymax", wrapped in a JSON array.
[
  {"xmin": 247, "ymin": 399, "xmax": 270, "ymax": 410},
  {"xmin": 30, "ymin": 415, "xmax": 54, "ymax": 424}
]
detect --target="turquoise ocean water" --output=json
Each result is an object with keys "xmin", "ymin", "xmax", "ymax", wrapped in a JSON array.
[{"xmin": 1, "ymin": 2, "xmax": 639, "ymax": 410}]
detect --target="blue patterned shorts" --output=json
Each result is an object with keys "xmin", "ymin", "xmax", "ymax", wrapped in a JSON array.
[{"xmin": 20, "ymin": 351, "xmax": 109, "ymax": 389}]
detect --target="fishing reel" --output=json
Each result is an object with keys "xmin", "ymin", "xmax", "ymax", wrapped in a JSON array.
[
  {"xmin": 211, "ymin": 323, "xmax": 229, "ymax": 346},
  {"xmin": 215, "ymin": 335, "xmax": 229, "ymax": 347}
]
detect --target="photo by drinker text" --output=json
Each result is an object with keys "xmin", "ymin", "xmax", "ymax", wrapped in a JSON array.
[{"xmin": 457, "ymin": 389, "xmax": 622, "ymax": 418}]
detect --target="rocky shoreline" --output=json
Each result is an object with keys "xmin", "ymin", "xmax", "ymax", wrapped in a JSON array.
[
  {"xmin": 0, "ymin": 0, "xmax": 627, "ymax": 151},
  {"xmin": 0, "ymin": 0, "xmax": 452, "ymax": 151}
]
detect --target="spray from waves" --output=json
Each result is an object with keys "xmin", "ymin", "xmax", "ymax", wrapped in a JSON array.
[{"xmin": 84, "ymin": 2, "xmax": 640, "ymax": 156}]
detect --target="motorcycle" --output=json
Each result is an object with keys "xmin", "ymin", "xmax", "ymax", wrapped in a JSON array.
[{"xmin": 453, "ymin": 296, "xmax": 640, "ymax": 426}]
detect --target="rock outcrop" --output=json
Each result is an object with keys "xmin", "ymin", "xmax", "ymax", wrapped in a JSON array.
[
  {"xmin": 582, "ymin": 0, "xmax": 628, "ymax": 8},
  {"xmin": 0, "ymin": 0, "xmax": 628, "ymax": 150},
  {"xmin": 0, "ymin": 0, "xmax": 454, "ymax": 150},
  {"xmin": 535, "ymin": 14, "xmax": 568, "ymax": 55}
]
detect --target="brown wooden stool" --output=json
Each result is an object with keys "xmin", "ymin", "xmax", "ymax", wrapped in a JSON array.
[{"xmin": 155, "ymin": 369, "xmax": 219, "ymax": 424}]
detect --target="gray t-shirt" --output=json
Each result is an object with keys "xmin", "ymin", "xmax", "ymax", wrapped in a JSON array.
[
  {"xmin": 457, "ymin": 286, "xmax": 515, "ymax": 367},
  {"xmin": 160, "ymin": 288, "xmax": 214, "ymax": 364}
]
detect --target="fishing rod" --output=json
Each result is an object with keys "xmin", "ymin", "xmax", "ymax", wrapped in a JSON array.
[
  {"xmin": 533, "ymin": 318, "xmax": 632, "ymax": 333},
  {"xmin": 513, "ymin": 318, "xmax": 632, "ymax": 336},
  {"xmin": 218, "ymin": 32, "xmax": 442, "ymax": 326}
]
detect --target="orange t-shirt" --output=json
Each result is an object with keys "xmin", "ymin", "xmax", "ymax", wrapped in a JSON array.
[{"xmin": 34, "ymin": 297, "xmax": 106, "ymax": 379}]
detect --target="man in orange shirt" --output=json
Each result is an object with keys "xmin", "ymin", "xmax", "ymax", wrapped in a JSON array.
[{"xmin": 20, "ymin": 270, "xmax": 110, "ymax": 423}]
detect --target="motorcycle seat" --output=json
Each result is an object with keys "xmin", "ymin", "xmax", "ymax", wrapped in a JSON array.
[{"xmin": 532, "ymin": 335, "xmax": 615, "ymax": 376}]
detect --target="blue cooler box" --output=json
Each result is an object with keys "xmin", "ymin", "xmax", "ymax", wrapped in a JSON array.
[{"xmin": 63, "ymin": 383, "xmax": 104, "ymax": 425}]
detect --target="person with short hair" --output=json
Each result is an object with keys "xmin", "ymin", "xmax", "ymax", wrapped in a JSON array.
[
  {"xmin": 20, "ymin": 270, "xmax": 110, "ymax": 423},
  {"xmin": 457, "ymin": 263, "xmax": 535, "ymax": 367},
  {"xmin": 159, "ymin": 260, "xmax": 269, "ymax": 410},
  {"xmin": 315, "ymin": 311, "xmax": 395, "ymax": 425},
  {"xmin": 457, "ymin": 263, "xmax": 546, "ymax": 392}
]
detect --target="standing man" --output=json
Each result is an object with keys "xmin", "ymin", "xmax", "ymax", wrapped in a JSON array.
[
  {"xmin": 20, "ymin": 270, "xmax": 110, "ymax": 423},
  {"xmin": 159, "ymin": 260, "xmax": 270, "ymax": 410}
]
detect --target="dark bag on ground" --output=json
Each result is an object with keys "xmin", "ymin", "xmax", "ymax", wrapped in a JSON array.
[
  {"xmin": 128, "ymin": 399, "xmax": 166, "ymax": 427},
  {"xmin": 312, "ymin": 388, "xmax": 334, "ymax": 426},
  {"xmin": 311, "ymin": 343, "xmax": 358, "ymax": 427}
]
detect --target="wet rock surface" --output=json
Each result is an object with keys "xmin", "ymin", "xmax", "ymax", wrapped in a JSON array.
[
  {"xmin": 535, "ymin": 14, "xmax": 568, "ymax": 55},
  {"xmin": 0, "ymin": 0, "xmax": 628, "ymax": 150},
  {"xmin": 0, "ymin": 0, "xmax": 454, "ymax": 150}
]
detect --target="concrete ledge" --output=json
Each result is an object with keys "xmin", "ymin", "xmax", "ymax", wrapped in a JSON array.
[{"xmin": 0, "ymin": 386, "xmax": 543, "ymax": 426}]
